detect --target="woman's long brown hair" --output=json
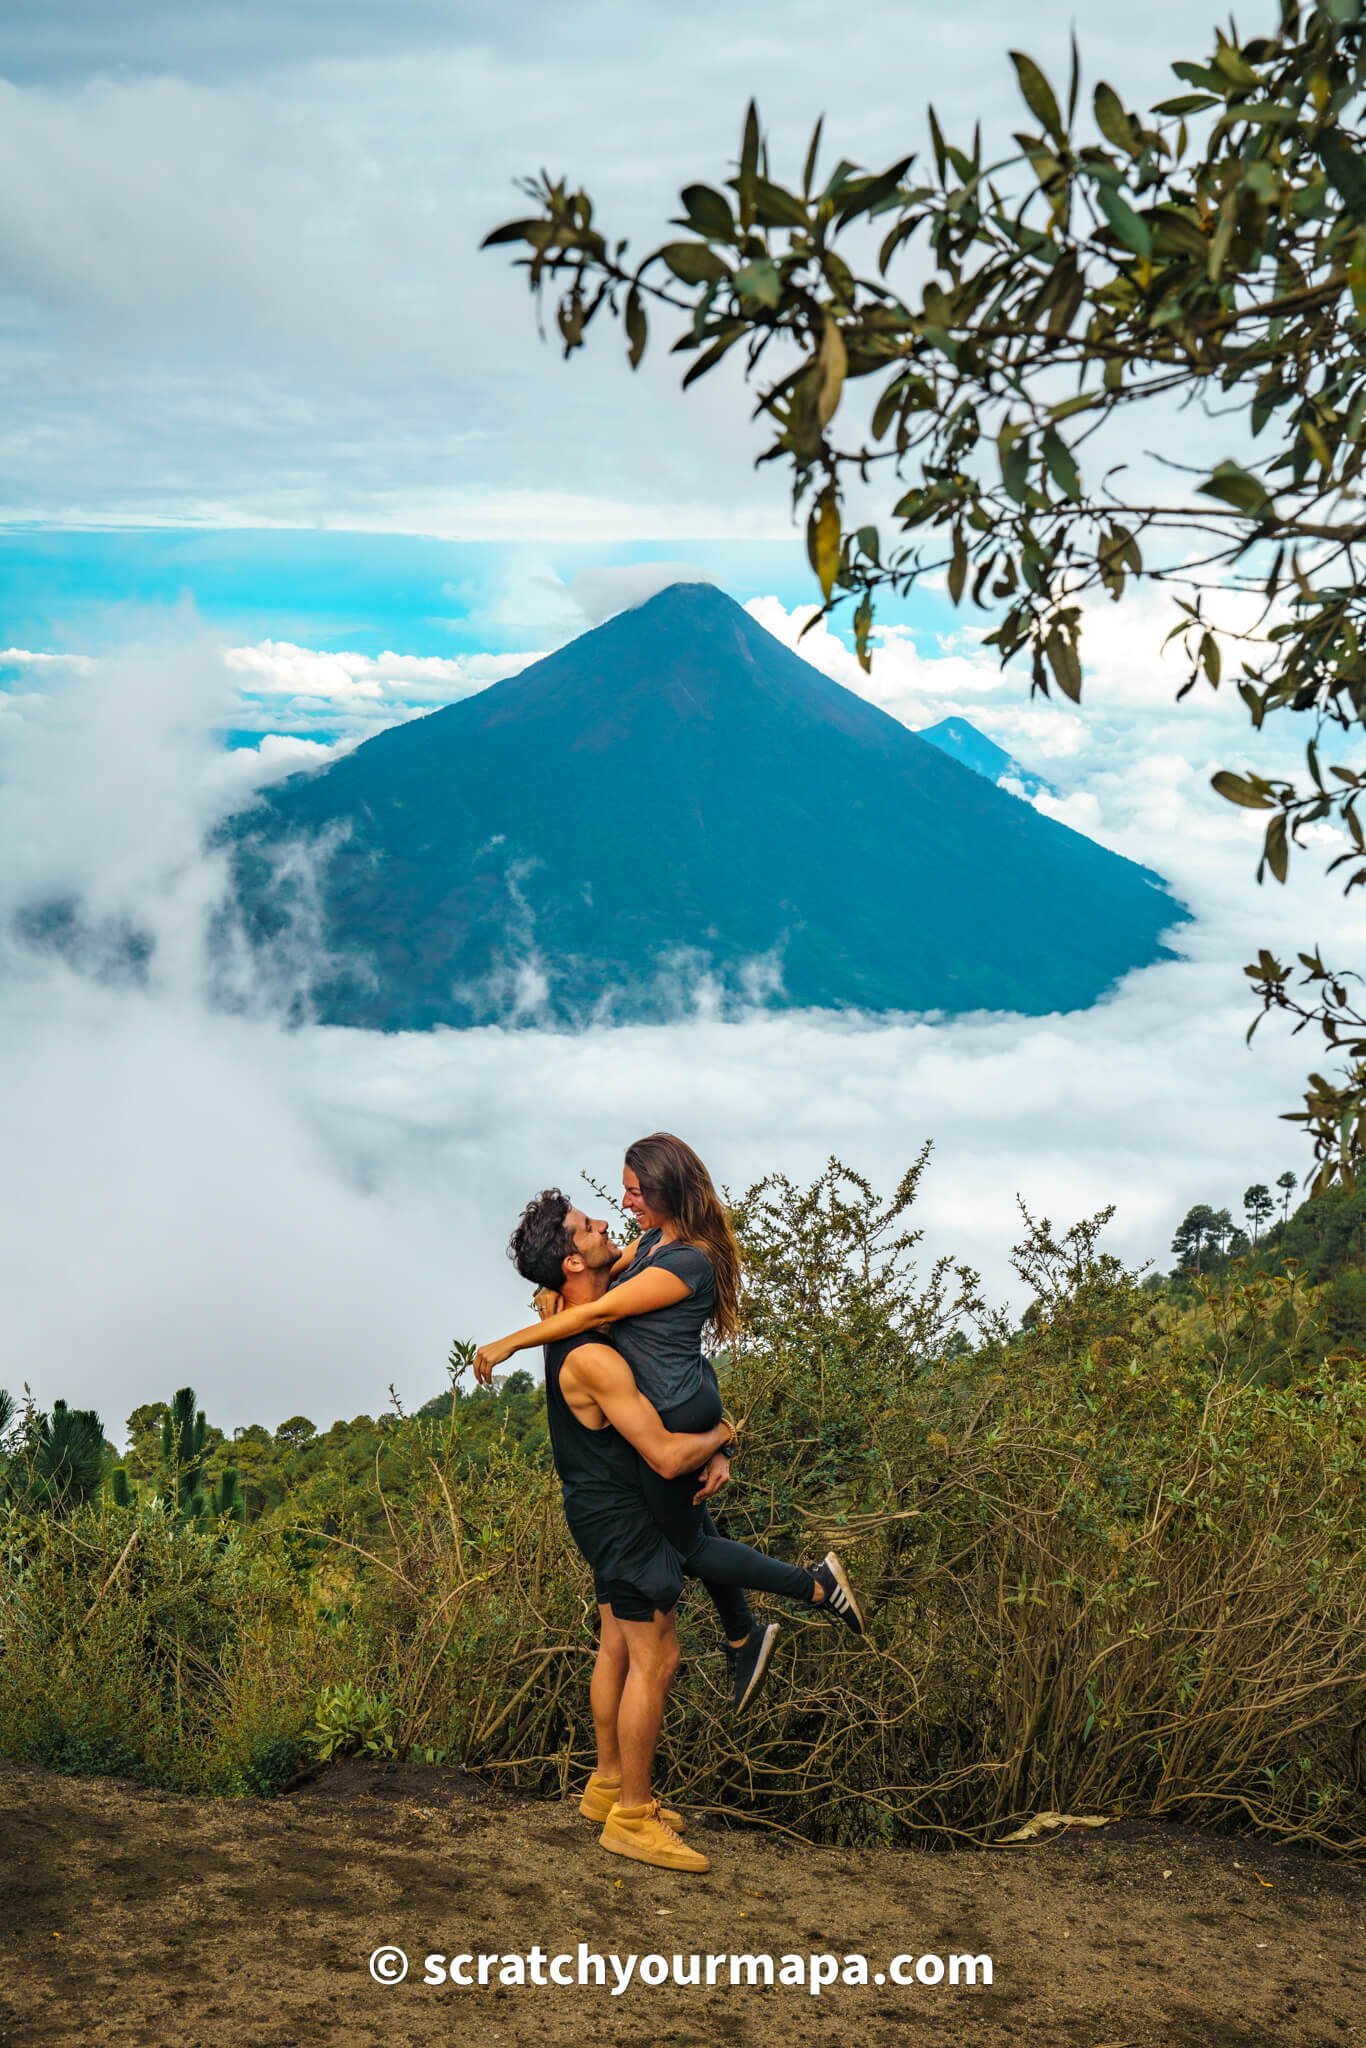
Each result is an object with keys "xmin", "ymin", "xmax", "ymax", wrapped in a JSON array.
[{"xmin": 624, "ymin": 1132, "xmax": 740, "ymax": 1343}]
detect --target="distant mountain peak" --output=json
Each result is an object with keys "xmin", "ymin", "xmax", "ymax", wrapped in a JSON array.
[{"xmin": 917, "ymin": 714, "xmax": 1056, "ymax": 800}]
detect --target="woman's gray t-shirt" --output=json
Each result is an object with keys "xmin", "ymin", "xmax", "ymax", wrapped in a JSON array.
[{"xmin": 607, "ymin": 1228, "xmax": 714, "ymax": 1412}]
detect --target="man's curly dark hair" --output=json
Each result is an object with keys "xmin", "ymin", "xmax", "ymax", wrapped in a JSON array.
[{"xmin": 508, "ymin": 1188, "xmax": 577, "ymax": 1292}]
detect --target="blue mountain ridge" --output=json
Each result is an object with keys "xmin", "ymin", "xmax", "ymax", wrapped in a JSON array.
[
  {"xmin": 916, "ymin": 716, "xmax": 1056, "ymax": 800},
  {"xmin": 227, "ymin": 581, "xmax": 1190, "ymax": 1028}
]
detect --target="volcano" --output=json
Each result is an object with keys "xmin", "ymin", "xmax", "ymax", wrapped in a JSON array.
[{"xmin": 227, "ymin": 581, "xmax": 1188, "ymax": 1028}]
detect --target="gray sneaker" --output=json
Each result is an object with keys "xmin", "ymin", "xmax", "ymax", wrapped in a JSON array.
[
  {"xmin": 811, "ymin": 1552, "xmax": 866, "ymax": 1636},
  {"xmin": 725, "ymin": 1622, "xmax": 780, "ymax": 1714}
]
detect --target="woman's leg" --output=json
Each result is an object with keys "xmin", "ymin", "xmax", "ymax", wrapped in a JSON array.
[
  {"xmin": 693, "ymin": 1507, "xmax": 757, "ymax": 1643},
  {"xmin": 678, "ymin": 1527, "xmax": 818, "ymax": 1606},
  {"xmin": 650, "ymin": 1384, "xmax": 759, "ymax": 1643},
  {"xmin": 649, "ymin": 1378, "xmax": 843, "ymax": 1626}
]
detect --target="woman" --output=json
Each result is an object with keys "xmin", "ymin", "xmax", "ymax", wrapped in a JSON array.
[{"xmin": 473, "ymin": 1132, "xmax": 867, "ymax": 1710}]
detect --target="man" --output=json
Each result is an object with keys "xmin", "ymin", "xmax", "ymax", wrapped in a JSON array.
[
  {"xmin": 507, "ymin": 1189, "xmax": 735, "ymax": 1874},
  {"xmin": 497, "ymin": 1189, "xmax": 865, "ymax": 1875}
]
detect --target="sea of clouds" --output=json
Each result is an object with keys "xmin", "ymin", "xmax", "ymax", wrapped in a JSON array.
[{"xmin": 2, "ymin": 581, "xmax": 1363, "ymax": 1440}]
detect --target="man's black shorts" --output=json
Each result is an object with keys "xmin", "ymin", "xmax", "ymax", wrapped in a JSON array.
[{"xmin": 592, "ymin": 1567, "xmax": 680, "ymax": 1623}]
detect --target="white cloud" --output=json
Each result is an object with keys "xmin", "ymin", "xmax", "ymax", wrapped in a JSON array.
[
  {"xmin": 569, "ymin": 562, "xmax": 714, "ymax": 623},
  {"xmin": 0, "ymin": 647, "xmax": 94, "ymax": 673},
  {"xmin": 223, "ymin": 639, "xmax": 542, "ymax": 732},
  {"xmin": 3, "ymin": 609, "xmax": 1364, "ymax": 1441},
  {"xmin": 0, "ymin": 1, "xmax": 1230, "ymax": 533}
]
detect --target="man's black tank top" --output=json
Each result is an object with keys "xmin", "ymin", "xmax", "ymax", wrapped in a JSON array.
[{"xmin": 543, "ymin": 1334, "xmax": 642, "ymax": 1505}]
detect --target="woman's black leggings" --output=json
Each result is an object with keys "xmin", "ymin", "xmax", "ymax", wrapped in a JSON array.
[{"xmin": 650, "ymin": 1383, "xmax": 817, "ymax": 1641}]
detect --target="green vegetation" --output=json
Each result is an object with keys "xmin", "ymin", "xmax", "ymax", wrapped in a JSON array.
[
  {"xmin": 1, "ymin": 1163, "xmax": 1362, "ymax": 1854},
  {"xmin": 484, "ymin": 3, "xmax": 1366, "ymax": 1188}
]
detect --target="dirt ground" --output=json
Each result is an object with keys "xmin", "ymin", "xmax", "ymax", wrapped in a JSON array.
[{"xmin": 2, "ymin": 1758, "xmax": 1362, "ymax": 2048}]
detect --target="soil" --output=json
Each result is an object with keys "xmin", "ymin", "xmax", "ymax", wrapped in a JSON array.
[{"xmin": 1, "ymin": 1758, "xmax": 1361, "ymax": 2048}]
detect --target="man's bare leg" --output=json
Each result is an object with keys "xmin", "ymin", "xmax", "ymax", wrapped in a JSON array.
[
  {"xmin": 615, "ymin": 1609, "xmax": 680, "ymax": 1808},
  {"xmin": 581, "ymin": 1604, "xmax": 689, "ymax": 1830},
  {"xmin": 598, "ymin": 1607, "xmax": 708, "ymax": 1870},
  {"xmin": 590, "ymin": 1603, "xmax": 628, "ymax": 1779}
]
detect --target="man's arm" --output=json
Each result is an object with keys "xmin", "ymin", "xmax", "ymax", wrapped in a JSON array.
[{"xmin": 563, "ymin": 1343, "xmax": 735, "ymax": 1479}]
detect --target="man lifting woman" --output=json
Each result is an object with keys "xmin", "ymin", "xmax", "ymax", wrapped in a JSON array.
[{"xmin": 473, "ymin": 1132, "xmax": 866, "ymax": 1874}]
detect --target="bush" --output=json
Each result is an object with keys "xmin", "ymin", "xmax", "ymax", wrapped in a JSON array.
[{"xmin": 0, "ymin": 1503, "xmax": 356, "ymax": 1795}]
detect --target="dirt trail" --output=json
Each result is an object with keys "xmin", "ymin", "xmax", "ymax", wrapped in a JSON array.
[{"xmin": 1, "ymin": 1758, "xmax": 1361, "ymax": 2048}]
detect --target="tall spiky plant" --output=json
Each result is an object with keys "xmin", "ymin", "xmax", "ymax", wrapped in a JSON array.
[
  {"xmin": 14, "ymin": 1399, "xmax": 108, "ymax": 1512},
  {"xmin": 160, "ymin": 1387, "xmax": 208, "ymax": 1518}
]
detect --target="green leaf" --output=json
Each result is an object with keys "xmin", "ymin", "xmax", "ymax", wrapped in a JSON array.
[
  {"xmin": 658, "ymin": 242, "xmax": 731, "ymax": 285},
  {"xmin": 734, "ymin": 257, "xmax": 782, "ymax": 308},
  {"xmin": 1150, "ymin": 92, "xmax": 1221, "ymax": 114},
  {"xmin": 1263, "ymin": 811, "xmax": 1289, "ymax": 883},
  {"xmin": 1211, "ymin": 36, "xmax": 1259, "ymax": 89},
  {"xmin": 1150, "ymin": 205, "xmax": 1208, "ymax": 259},
  {"xmin": 833, "ymin": 155, "xmax": 916, "ymax": 226},
  {"xmin": 1198, "ymin": 462, "xmax": 1274, "ymax": 517},
  {"xmin": 1093, "ymin": 82, "xmax": 1138, "ymax": 157},
  {"xmin": 1171, "ymin": 61, "xmax": 1229, "ymax": 93},
  {"xmin": 1211, "ymin": 770, "xmax": 1275, "ymax": 810},
  {"xmin": 680, "ymin": 324, "xmax": 745, "ymax": 389},
  {"xmin": 1067, "ymin": 28, "xmax": 1080, "ymax": 125},
  {"xmin": 1049, "ymin": 390, "xmax": 1101, "ymax": 422},
  {"xmin": 871, "ymin": 379, "xmax": 905, "ymax": 441},
  {"xmin": 808, "ymin": 489, "xmax": 841, "ymax": 601},
  {"xmin": 853, "ymin": 590, "xmax": 873, "ymax": 674},
  {"xmin": 752, "ymin": 177, "xmax": 809, "ymax": 229},
  {"xmin": 948, "ymin": 525, "xmax": 968, "ymax": 604},
  {"xmin": 1042, "ymin": 426, "xmax": 1081, "ymax": 498},
  {"xmin": 998, "ymin": 430, "xmax": 1031, "ymax": 506},
  {"xmin": 1011, "ymin": 52, "xmax": 1066, "ymax": 146},
  {"xmin": 1096, "ymin": 183, "xmax": 1152, "ymax": 256},
  {"xmin": 803, "ymin": 115, "xmax": 824, "ymax": 197},
  {"xmin": 625, "ymin": 285, "xmax": 647, "ymax": 369},
  {"xmin": 679, "ymin": 184, "xmax": 735, "ymax": 239},
  {"xmin": 479, "ymin": 217, "xmax": 548, "ymax": 249},
  {"xmin": 738, "ymin": 101, "xmax": 760, "ymax": 225},
  {"xmin": 816, "ymin": 314, "xmax": 847, "ymax": 427},
  {"xmin": 1321, "ymin": 132, "xmax": 1366, "ymax": 222},
  {"xmin": 927, "ymin": 104, "xmax": 948, "ymax": 184},
  {"xmin": 1044, "ymin": 626, "xmax": 1083, "ymax": 702}
]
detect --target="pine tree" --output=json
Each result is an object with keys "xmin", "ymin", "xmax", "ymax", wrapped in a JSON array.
[
  {"xmin": 1277, "ymin": 1171, "xmax": 1300, "ymax": 1224},
  {"xmin": 1172, "ymin": 1204, "xmax": 1220, "ymax": 1273},
  {"xmin": 1243, "ymin": 1184, "xmax": 1275, "ymax": 1248}
]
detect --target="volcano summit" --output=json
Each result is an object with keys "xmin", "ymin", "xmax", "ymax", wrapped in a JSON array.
[{"xmin": 229, "ymin": 581, "xmax": 1188, "ymax": 1028}]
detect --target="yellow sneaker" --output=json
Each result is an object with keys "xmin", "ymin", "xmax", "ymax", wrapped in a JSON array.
[
  {"xmin": 599, "ymin": 1799, "xmax": 710, "ymax": 1873},
  {"xmin": 579, "ymin": 1774, "xmax": 685, "ymax": 1830}
]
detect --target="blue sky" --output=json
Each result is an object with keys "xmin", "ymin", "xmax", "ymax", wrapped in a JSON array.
[{"xmin": 0, "ymin": 530, "xmax": 866, "ymax": 659}]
